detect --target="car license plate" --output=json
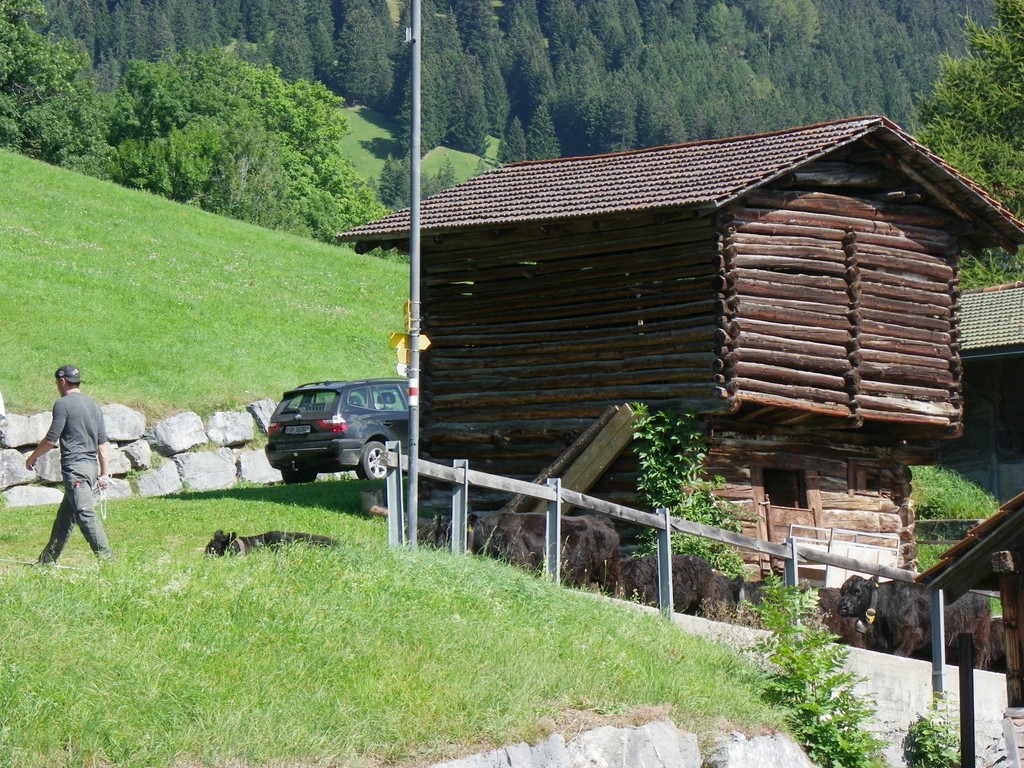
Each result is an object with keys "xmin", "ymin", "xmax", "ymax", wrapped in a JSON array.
[{"xmin": 285, "ymin": 425, "xmax": 310, "ymax": 434}]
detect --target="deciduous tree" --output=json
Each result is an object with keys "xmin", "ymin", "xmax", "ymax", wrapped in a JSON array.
[
  {"xmin": 918, "ymin": 0, "xmax": 1024, "ymax": 284},
  {"xmin": 0, "ymin": 0, "xmax": 108, "ymax": 166},
  {"xmin": 106, "ymin": 49, "xmax": 384, "ymax": 241}
]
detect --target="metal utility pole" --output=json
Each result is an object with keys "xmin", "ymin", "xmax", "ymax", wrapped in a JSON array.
[{"xmin": 405, "ymin": 0, "xmax": 422, "ymax": 548}]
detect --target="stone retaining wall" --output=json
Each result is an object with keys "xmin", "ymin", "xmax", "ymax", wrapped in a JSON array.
[
  {"xmin": 425, "ymin": 721, "xmax": 819, "ymax": 768},
  {"xmin": 0, "ymin": 399, "xmax": 286, "ymax": 507}
]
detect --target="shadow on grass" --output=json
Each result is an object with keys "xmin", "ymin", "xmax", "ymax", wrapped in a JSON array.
[
  {"xmin": 361, "ymin": 135, "xmax": 403, "ymax": 160},
  {"xmin": 176, "ymin": 479, "xmax": 386, "ymax": 516},
  {"xmin": 355, "ymin": 106, "xmax": 398, "ymax": 131}
]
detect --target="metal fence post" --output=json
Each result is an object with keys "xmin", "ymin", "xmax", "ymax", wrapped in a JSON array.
[
  {"xmin": 385, "ymin": 440, "xmax": 405, "ymax": 548},
  {"xmin": 656, "ymin": 507, "xmax": 674, "ymax": 619},
  {"xmin": 451, "ymin": 459, "xmax": 469, "ymax": 554},
  {"xmin": 545, "ymin": 478, "xmax": 562, "ymax": 584},
  {"xmin": 931, "ymin": 588, "xmax": 946, "ymax": 696},
  {"xmin": 784, "ymin": 536, "xmax": 799, "ymax": 588}
]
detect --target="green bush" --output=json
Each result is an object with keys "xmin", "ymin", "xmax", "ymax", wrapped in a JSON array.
[
  {"xmin": 904, "ymin": 698, "xmax": 959, "ymax": 768},
  {"xmin": 916, "ymin": 544, "xmax": 947, "ymax": 573},
  {"xmin": 632, "ymin": 404, "xmax": 745, "ymax": 578},
  {"xmin": 911, "ymin": 466, "xmax": 998, "ymax": 520},
  {"xmin": 753, "ymin": 576, "xmax": 886, "ymax": 768}
]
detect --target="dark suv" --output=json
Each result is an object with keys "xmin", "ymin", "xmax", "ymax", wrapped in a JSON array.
[{"xmin": 266, "ymin": 379, "xmax": 409, "ymax": 483}]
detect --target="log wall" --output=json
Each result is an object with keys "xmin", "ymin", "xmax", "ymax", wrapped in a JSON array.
[
  {"xmin": 420, "ymin": 213, "xmax": 724, "ymax": 512},
  {"xmin": 939, "ymin": 356, "xmax": 1024, "ymax": 502},
  {"xmin": 705, "ymin": 426, "xmax": 917, "ymax": 569},
  {"xmin": 718, "ymin": 185, "xmax": 963, "ymax": 433}
]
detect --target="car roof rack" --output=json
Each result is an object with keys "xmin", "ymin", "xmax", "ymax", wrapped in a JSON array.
[{"xmin": 286, "ymin": 378, "xmax": 408, "ymax": 393}]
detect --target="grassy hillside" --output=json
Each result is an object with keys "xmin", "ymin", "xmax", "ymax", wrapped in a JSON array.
[
  {"xmin": 0, "ymin": 490, "xmax": 784, "ymax": 767},
  {"xmin": 0, "ymin": 150, "xmax": 407, "ymax": 419},
  {"xmin": 341, "ymin": 105, "xmax": 500, "ymax": 184}
]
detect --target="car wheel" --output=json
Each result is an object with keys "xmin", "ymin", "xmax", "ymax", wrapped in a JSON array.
[
  {"xmin": 282, "ymin": 468, "xmax": 317, "ymax": 485},
  {"xmin": 357, "ymin": 441, "xmax": 388, "ymax": 480}
]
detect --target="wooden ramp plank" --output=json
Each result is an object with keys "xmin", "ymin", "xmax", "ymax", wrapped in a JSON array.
[
  {"xmin": 498, "ymin": 404, "xmax": 624, "ymax": 515},
  {"xmin": 528, "ymin": 403, "xmax": 636, "ymax": 515}
]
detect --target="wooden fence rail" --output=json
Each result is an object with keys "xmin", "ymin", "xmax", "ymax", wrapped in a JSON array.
[{"xmin": 383, "ymin": 445, "xmax": 918, "ymax": 584}]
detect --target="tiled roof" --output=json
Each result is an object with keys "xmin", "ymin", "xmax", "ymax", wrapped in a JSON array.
[
  {"xmin": 959, "ymin": 283, "xmax": 1024, "ymax": 352},
  {"xmin": 338, "ymin": 116, "xmax": 1024, "ymax": 246}
]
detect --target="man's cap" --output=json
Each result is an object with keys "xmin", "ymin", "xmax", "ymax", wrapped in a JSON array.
[{"xmin": 55, "ymin": 365, "xmax": 82, "ymax": 383}]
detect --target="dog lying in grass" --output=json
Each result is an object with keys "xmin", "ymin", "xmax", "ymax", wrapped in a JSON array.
[{"xmin": 205, "ymin": 529, "xmax": 339, "ymax": 556}]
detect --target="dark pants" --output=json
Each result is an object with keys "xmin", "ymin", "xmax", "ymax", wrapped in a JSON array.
[{"xmin": 38, "ymin": 463, "xmax": 114, "ymax": 563}]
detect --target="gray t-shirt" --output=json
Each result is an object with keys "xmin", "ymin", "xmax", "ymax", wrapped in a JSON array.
[{"xmin": 44, "ymin": 392, "xmax": 107, "ymax": 470}]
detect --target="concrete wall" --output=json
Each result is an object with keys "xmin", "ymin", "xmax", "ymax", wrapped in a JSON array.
[
  {"xmin": 600, "ymin": 596, "xmax": 1007, "ymax": 768},
  {"xmin": 670, "ymin": 610, "xmax": 1007, "ymax": 768}
]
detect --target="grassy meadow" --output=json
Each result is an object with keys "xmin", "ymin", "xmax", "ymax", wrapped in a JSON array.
[
  {"xmin": 0, "ymin": 485, "xmax": 783, "ymax": 768},
  {"xmin": 0, "ymin": 150, "xmax": 407, "ymax": 420},
  {"xmin": 340, "ymin": 106, "xmax": 500, "ymax": 182}
]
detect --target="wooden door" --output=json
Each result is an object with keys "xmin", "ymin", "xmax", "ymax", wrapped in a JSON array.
[{"xmin": 751, "ymin": 466, "xmax": 823, "ymax": 576}]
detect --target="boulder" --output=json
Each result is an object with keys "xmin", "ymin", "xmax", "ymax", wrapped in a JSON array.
[
  {"xmin": 428, "ymin": 721, "xmax": 703, "ymax": 768},
  {"xmin": 0, "ymin": 448, "xmax": 36, "ymax": 490},
  {"xmin": 146, "ymin": 412, "xmax": 207, "ymax": 456},
  {"xmin": 0, "ymin": 412, "xmax": 50, "ymax": 449},
  {"xmin": 122, "ymin": 439, "xmax": 152, "ymax": 470},
  {"xmin": 102, "ymin": 403, "xmax": 146, "ymax": 442},
  {"xmin": 99, "ymin": 477, "xmax": 132, "ymax": 501},
  {"xmin": 568, "ymin": 721, "xmax": 701, "ymax": 768},
  {"xmin": 207, "ymin": 411, "xmax": 253, "ymax": 447},
  {"xmin": 34, "ymin": 450, "xmax": 63, "ymax": 484},
  {"xmin": 247, "ymin": 398, "xmax": 277, "ymax": 435},
  {"xmin": 429, "ymin": 734, "xmax": 569, "ymax": 768},
  {"xmin": 174, "ymin": 449, "xmax": 236, "ymax": 492},
  {"xmin": 136, "ymin": 461, "xmax": 183, "ymax": 497},
  {"xmin": 0, "ymin": 414, "xmax": 32, "ymax": 448},
  {"xmin": 106, "ymin": 446, "xmax": 132, "ymax": 476},
  {"xmin": 237, "ymin": 449, "xmax": 282, "ymax": 485},
  {"xmin": 2, "ymin": 484, "xmax": 63, "ymax": 508},
  {"xmin": 707, "ymin": 732, "xmax": 818, "ymax": 768}
]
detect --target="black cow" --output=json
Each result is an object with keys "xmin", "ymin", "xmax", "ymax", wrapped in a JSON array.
[
  {"xmin": 985, "ymin": 617, "xmax": 1006, "ymax": 673},
  {"xmin": 617, "ymin": 554, "xmax": 721, "ymax": 614},
  {"xmin": 837, "ymin": 575, "xmax": 991, "ymax": 668},
  {"xmin": 205, "ymin": 529, "xmax": 339, "ymax": 556},
  {"xmin": 816, "ymin": 587, "xmax": 867, "ymax": 649},
  {"xmin": 469, "ymin": 512, "xmax": 622, "ymax": 592}
]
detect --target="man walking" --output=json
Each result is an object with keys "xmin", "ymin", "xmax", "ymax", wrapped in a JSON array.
[{"xmin": 25, "ymin": 365, "xmax": 114, "ymax": 563}]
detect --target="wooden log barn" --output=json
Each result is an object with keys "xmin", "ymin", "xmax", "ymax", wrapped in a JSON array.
[{"xmin": 337, "ymin": 116, "xmax": 1024, "ymax": 574}]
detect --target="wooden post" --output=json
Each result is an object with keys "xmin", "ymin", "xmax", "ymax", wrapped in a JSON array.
[
  {"xmin": 994, "ymin": 549, "xmax": 1024, "ymax": 707},
  {"xmin": 451, "ymin": 459, "xmax": 469, "ymax": 554}
]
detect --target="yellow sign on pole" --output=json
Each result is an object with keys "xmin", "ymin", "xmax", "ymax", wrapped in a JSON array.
[{"xmin": 390, "ymin": 332, "xmax": 431, "ymax": 365}]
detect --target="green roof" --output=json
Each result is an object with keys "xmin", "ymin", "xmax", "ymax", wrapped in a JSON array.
[{"xmin": 959, "ymin": 283, "xmax": 1024, "ymax": 353}]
